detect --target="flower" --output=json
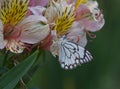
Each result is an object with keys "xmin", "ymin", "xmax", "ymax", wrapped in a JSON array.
[
  {"xmin": 27, "ymin": 0, "xmax": 105, "ymax": 62},
  {"xmin": 28, "ymin": 0, "xmax": 76, "ymax": 52},
  {"xmin": 27, "ymin": 0, "xmax": 105, "ymax": 69},
  {"xmin": 48, "ymin": 0, "xmax": 88, "ymax": 56},
  {"xmin": 48, "ymin": 0, "xmax": 105, "ymax": 56},
  {"xmin": 0, "ymin": 0, "xmax": 50, "ymax": 53}
]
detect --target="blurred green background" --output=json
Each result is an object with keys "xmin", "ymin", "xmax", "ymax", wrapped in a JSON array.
[{"xmin": 27, "ymin": 0, "xmax": 120, "ymax": 89}]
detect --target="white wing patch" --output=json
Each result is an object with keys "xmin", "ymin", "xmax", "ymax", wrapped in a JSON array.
[{"xmin": 58, "ymin": 38, "xmax": 93, "ymax": 70}]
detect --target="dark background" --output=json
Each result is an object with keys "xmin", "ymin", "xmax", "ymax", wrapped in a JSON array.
[{"xmin": 27, "ymin": 0, "xmax": 120, "ymax": 89}]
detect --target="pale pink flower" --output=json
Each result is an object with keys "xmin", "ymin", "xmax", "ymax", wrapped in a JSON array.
[
  {"xmin": 0, "ymin": 0, "xmax": 50, "ymax": 53},
  {"xmin": 48, "ymin": 0, "xmax": 87, "ymax": 55}
]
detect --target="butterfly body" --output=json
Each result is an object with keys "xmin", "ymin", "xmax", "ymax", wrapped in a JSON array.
[{"xmin": 58, "ymin": 36, "xmax": 93, "ymax": 70}]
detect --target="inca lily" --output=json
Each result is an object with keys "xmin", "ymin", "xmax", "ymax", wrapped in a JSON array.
[{"xmin": 0, "ymin": 0, "xmax": 50, "ymax": 53}]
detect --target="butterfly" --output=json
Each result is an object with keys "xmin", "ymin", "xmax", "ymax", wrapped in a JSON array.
[{"xmin": 58, "ymin": 36, "xmax": 93, "ymax": 70}]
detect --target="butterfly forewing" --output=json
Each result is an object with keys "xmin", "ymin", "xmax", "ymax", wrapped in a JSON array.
[{"xmin": 58, "ymin": 38, "xmax": 93, "ymax": 70}]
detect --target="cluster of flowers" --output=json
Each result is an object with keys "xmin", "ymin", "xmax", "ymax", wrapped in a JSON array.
[{"xmin": 0, "ymin": 0, "xmax": 105, "ymax": 69}]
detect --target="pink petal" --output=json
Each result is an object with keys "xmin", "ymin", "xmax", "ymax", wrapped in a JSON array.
[
  {"xmin": 67, "ymin": 22, "xmax": 87, "ymax": 47},
  {"xmin": 75, "ymin": 1, "xmax": 105, "ymax": 32},
  {"xmin": 0, "ymin": 20, "xmax": 5, "ymax": 49},
  {"xmin": 83, "ymin": 1, "xmax": 105, "ymax": 32},
  {"xmin": 67, "ymin": 0, "xmax": 77, "ymax": 4},
  {"xmin": 19, "ymin": 15, "xmax": 48, "ymax": 26},
  {"xmin": 29, "ymin": 0, "xmax": 49, "ymax": 7},
  {"xmin": 18, "ymin": 15, "xmax": 50, "ymax": 44},
  {"xmin": 81, "ymin": 11, "xmax": 105, "ymax": 32},
  {"xmin": 45, "ymin": 5, "xmax": 58, "ymax": 23},
  {"xmin": 28, "ymin": 6, "xmax": 46, "ymax": 15},
  {"xmin": 75, "ymin": 5, "xmax": 90, "ymax": 21}
]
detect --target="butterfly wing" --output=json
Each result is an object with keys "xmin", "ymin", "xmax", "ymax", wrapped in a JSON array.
[{"xmin": 58, "ymin": 40, "xmax": 93, "ymax": 70}]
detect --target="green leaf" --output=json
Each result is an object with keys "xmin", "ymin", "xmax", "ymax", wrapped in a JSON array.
[
  {"xmin": 0, "ymin": 51, "xmax": 14, "ymax": 67},
  {"xmin": 0, "ymin": 50, "xmax": 39, "ymax": 89},
  {"xmin": 0, "ymin": 67, "xmax": 9, "ymax": 75}
]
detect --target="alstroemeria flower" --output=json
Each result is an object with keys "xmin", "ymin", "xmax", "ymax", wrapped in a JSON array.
[
  {"xmin": 43, "ymin": 0, "xmax": 104, "ymax": 69},
  {"xmin": 31, "ymin": 0, "xmax": 75, "ymax": 48},
  {"xmin": 49, "ymin": 0, "xmax": 87, "ymax": 56},
  {"xmin": 0, "ymin": 0, "xmax": 50, "ymax": 53}
]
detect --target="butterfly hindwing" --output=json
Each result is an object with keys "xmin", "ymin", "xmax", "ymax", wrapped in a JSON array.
[{"xmin": 58, "ymin": 39, "xmax": 93, "ymax": 70}]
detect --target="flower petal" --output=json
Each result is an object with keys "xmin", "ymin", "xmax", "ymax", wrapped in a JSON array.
[
  {"xmin": 19, "ymin": 15, "xmax": 48, "ymax": 25},
  {"xmin": 29, "ymin": 0, "xmax": 49, "ymax": 7},
  {"xmin": 18, "ymin": 15, "xmax": 50, "ymax": 44},
  {"xmin": 66, "ymin": 21, "xmax": 87, "ymax": 47},
  {"xmin": 28, "ymin": 6, "xmax": 46, "ymax": 15},
  {"xmin": 83, "ymin": 1, "xmax": 105, "ymax": 32},
  {"xmin": 82, "ymin": 16, "xmax": 105, "ymax": 32},
  {"xmin": 45, "ymin": 3, "xmax": 58, "ymax": 23},
  {"xmin": 0, "ymin": 20, "xmax": 5, "ymax": 49},
  {"xmin": 75, "ymin": 1, "xmax": 105, "ymax": 32},
  {"xmin": 75, "ymin": 5, "xmax": 90, "ymax": 21}
]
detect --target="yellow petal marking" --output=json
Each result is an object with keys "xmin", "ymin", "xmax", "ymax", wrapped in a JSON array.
[
  {"xmin": 75, "ymin": 0, "xmax": 88, "ymax": 9},
  {"xmin": 0, "ymin": 0, "xmax": 29, "ymax": 26},
  {"xmin": 54, "ymin": 6, "xmax": 75, "ymax": 36}
]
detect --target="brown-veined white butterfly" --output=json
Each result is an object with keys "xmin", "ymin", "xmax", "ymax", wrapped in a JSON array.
[{"xmin": 58, "ymin": 35, "xmax": 93, "ymax": 70}]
